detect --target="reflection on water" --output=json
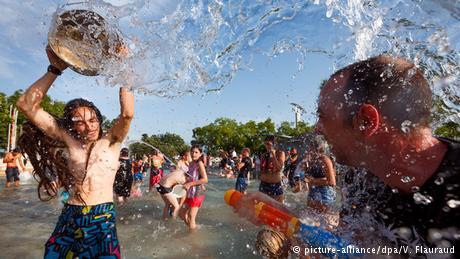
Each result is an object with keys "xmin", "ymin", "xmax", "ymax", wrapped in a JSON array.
[{"xmin": 0, "ymin": 176, "xmax": 285, "ymax": 258}]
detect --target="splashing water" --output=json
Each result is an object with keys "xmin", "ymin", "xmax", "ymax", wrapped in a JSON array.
[
  {"xmin": 47, "ymin": 0, "xmax": 458, "ymax": 128},
  {"xmin": 123, "ymin": 139, "xmax": 174, "ymax": 164}
]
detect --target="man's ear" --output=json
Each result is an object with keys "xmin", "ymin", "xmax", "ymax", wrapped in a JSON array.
[{"xmin": 352, "ymin": 104, "xmax": 380, "ymax": 137}]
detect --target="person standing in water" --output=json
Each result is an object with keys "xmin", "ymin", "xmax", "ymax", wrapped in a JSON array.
[
  {"xmin": 17, "ymin": 46, "xmax": 134, "ymax": 258},
  {"xmin": 2, "ymin": 148, "xmax": 26, "ymax": 188},
  {"xmin": 284, "ymin": 148, "xmax": 299, "ymax": 192},
  {"xmin": 235, "ymin": 148, "xmax": 253, "ymax": 194},
  {"xmin": 133, "ymin": 158, "xmax": 144, "ymax": 184},
  {"xmin": 149, "ymin": 149, "xmax": 164, "ymax": 192},
  {"xmin": 259, "ymin": 135, "xmax": 286, "ymax": 203},
  {"xmin": 114, "ymin": 148, "xmax": 134, "ymax": 205},
  {"xmin": 157, "ymin": 150, "xmax": 190, "ymax": 219},
  {"xmin": 304, "ymin": 141, "xmax": 336, "ymax": 213},
  {"xmin": 179, "ymin": 145, "xmax": 208, "ymax": 230}
]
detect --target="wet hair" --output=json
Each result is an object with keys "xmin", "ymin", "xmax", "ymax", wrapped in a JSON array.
[
  {"xmin": 12, "ymin": 147, "xmax": 21, "ymax": 153},
  {"xmin": 120, "ymin": 148, "xmax": 129, "ymax": 157},
  {"xmin": 18, "ymin": 98, "xmax": 103, "ymax": 204},
  {"xmin": 63, "ymin": 98, "xmax": 103, "ymax": 139},
  {"xmin": 152, "ymin": 149, "xmax": 159, "ymax": 156},
  {"xmin": 264, "ymin": 135, "xmax": 276, "ymax": 143},
  {"xmin": 332, "ymin": 55, "xmax": 432, "ymax": 131},
  {"xmin": 255, "ymin": 228, "xmax": 291, "ymax": 259}
]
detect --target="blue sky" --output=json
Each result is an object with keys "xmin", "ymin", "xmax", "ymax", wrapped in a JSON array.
[{"xmin": 0, "ymin": 0, "xmax": 337, "ymax": 143}]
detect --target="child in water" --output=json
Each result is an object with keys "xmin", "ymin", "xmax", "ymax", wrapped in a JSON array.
[
  {"xmin": 179, "ymin": 145, "xmax": 208, "ymax": 230},
  {"xmin": 157, "ymin": 150, "xmax": 190, "ymax": 219}
]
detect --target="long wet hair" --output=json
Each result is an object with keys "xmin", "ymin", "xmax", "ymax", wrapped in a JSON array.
[{"xmin": 18, "ymin": 98, "xmax": 103, "ymax": 203}]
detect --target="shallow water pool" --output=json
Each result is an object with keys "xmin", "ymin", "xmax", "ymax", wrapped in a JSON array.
[{"xmin": 0, "ymin": 176, "xmax": 293, "ymax": 258}]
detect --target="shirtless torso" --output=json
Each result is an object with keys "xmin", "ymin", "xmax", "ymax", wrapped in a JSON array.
[
  {"xmin": 64, "ymin": 136, "xmax": 123, "ymax": 205},
  {"xmin": 3, "ymin": 152, "xmax": 25, "ymax": 169},
  {"xmin": 160, "ymin": 159, "xmax": 188, "ymax": 188}
]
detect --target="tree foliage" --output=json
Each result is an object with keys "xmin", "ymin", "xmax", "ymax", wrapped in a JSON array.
[
  {"xmin": 191, "ymin": 117, "xmax": 313, "ymax": 156},
  {"xmin": 0, "ymin": 90, "xmax": 66, "ymax": 149},
  {"xmin": 431, "ymin": 97, "xmax": 460, "ymax": 140},
  {"xmin": 129, "ymin": 133, "xmax": 189, "ymax": 159}
]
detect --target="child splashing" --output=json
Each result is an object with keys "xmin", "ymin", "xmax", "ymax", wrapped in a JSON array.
[{"xmin": 179, "ymin": 145, "xmax": 208, "ymax": 230}]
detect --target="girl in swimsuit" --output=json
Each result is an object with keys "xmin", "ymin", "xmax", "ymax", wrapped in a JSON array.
[
  {"xmin": 304, "ymin": 141, "xmax": 336, "ymax": 213},
  {"xmin": 179, "ymin": 145, "xmax": 208, "ymax": 230}
]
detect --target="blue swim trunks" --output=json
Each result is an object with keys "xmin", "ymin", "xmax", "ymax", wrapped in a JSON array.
[
  {"xmin": 134, "ymin": 172, "xmax": 143, "ymax": 181},
  {"xmin": 44, "ymin": 202, "xmax": 120, "ymax": 259},
  {"xmin": 259, "ymin": 181, "xmax": 284, "ymax": 198},
  {"xmin": 235, "ymin": 176, "xmax": 248, "ymax": 192},
  {"xmin": 308, "ymin": 186, "xmax": 336, "ymax": 205}
]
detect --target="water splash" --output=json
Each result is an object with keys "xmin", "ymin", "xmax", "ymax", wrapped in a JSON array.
[
  {"xmin": 46, "ymin": 0, "xmax": 460, "ymax": 129},
  {"xmin": 123, "ymin": 139, "xmax": 174, "ymax": 164}
]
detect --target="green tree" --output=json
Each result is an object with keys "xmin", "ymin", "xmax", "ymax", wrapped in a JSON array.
[
  {"xmin": 101, "ymin": 116, "xmax": 117, "ymax": 131},
  {"xmin": 129, "ymin": 133, "xmax": 189, "ymax": 159},
  {"xmin": 0, "ymin": 90, "xmax": 66, "ymax": 150},
  {"xmin": 431, "ymin": 97, "xmax": 460, "ymax": 140},
  {"xmin": 434, "ymin": 121, "xmax": 460, "ymax": 140},
  {"xmin": 192, "ymin": 117, "xmax": 280, "ymax": 156},
  {"xmin": 277, "ymin": 121, "xmax": 314, "ymax": 137}
]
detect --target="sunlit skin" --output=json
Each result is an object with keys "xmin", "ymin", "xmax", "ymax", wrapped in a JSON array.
[
  {"xmin": 316, "ymin": 70, "xmax": 448, "ymax": 193},
  {"xmin": 71, "ymin": 107, "xmax": 101, "ymax": 143},
  {"xmin": 158, "ymin": 152, "xmax": 190, "ymax": 220},
  {"xmin": 304, "ymin": 150, "xmax": 336, "ymax": 213},
  {"xmin": 16, "ymin": 45, "xmax": 134, "ymax": 205},
  {"xmin": 259, "ymin": 140, "xmax": 285, "ymax": 202}
]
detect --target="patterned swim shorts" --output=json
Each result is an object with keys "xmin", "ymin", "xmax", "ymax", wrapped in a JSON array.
[{"xmin": 44, "ymin": 202, "xmax": 120, "ymax": 259}]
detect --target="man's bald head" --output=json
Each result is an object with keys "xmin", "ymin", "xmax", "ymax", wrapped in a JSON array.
[{"xmin": 330, "ymin": 55, "xmax": 432, "ymax": 131}]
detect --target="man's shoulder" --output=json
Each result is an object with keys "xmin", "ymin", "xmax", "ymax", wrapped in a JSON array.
[
  {"xmin": 429, "ymin": 136, "xmax": 460, "ymax": 184},
  {"xmin": 436, "ymin": 137, "xmax": 460, "ymax": 165}
]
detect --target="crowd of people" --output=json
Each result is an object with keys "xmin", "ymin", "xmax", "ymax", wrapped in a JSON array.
[
  {"xmin": 1, "ymin": 45, "xmax": 456, "ymax": 259},
  {"xmin": 112, "ymin": 146, "xmax": 208, "ymax": 230}
]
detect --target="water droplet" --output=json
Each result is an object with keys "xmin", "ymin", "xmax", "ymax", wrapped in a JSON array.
[
  {"xmin": 401, "ymin": 175, "xmax": 415, "ymax": 183},
  {"xmin": 401, "ymin": 120, "xmax": 412, "ymax": 133},
  {"xmin": 411, "ymin": 186, "xmax": 420, "ymax": 192},
  {"xmin": 413, "ymin": 192, "xmax": 433, "ymax": 205},
  {"xmin": 428, "ymin": 229, "xmax": 442, "ymax": 241},
  {"xmin": 447, "ymin": 199, "xmax": 460, "ymax": 208},
  {"xmin": 434, "ymin": 177, "xmax": 444, "ymax": 185},
  {"xmin": 391, "ymin": 188, "xmax": 399, "ymax": 193}
]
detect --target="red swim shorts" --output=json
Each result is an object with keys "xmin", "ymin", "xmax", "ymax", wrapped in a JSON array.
[{"xmin": 185, "ymin": 195, "xmax": 205, "ymax": 207}]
